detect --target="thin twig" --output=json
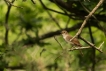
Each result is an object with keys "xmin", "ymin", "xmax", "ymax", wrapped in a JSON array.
[
  {"xmin": 4, "ymin": 0, "xmax": 23, "ymax": 8},
  {"xmin": 40, "ymin": 49, "xmax": 46, "ymax": 56},
  {"xmin": 46, "ymin": 10, "xmax": 62, "ymax": 29},
  {"xmin": 53, "ymin": 0, "xmax": 69, "ymax": 15},
  {"xmin": 68, "ymin": 46, "xmax": 91, "ymax": 51},
  {"xmin": 54, "ymin": 36, "xmax": 63, "ymax": 49},
  {"xmin": 40, "ymin": 0, "xmax": 62, "ymax": 29},
  {"xmin": 65, "ymin": 17, "xmax": 70, "ymax": 28},
  {"xmin": 39, "ymin": 0, "xmax": 76, "ymax": 19},
  {"xmin": 79, "ymin": 36, "xmax": 103, "ymax": 53},
  {"xmin": 98, "ymin": 41, "xmax": 104, "ymax": 49},
  {"xmin": 39, "ymin": 0, "xmax": 66, "ymax": 15},
  {"xmin": 31, "ymin": 0, "xmax": 36, "ymax": 4},
  {"xmin": 79, "ymin": 1, "xmax": 98, "ymax": 22}
]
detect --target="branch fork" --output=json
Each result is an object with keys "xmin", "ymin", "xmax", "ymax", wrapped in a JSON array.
[{"xmin": 54, "ymin": 36, "xmax": 103, "ymax": 53}]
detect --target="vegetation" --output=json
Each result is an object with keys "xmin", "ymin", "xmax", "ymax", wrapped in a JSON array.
[{"xmin": 0, "ymin": 0, "xmax": 106, "ymax": 71}]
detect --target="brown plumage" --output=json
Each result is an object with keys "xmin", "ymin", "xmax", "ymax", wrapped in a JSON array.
[{"xmin": 61, "ymin": 30, "xmax": 83, "ymax": 56}]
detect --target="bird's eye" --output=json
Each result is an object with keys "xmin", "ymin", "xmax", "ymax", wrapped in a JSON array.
[{"xmin": 61, "ymin": 31, "xmax": 66, "ymax": 34}]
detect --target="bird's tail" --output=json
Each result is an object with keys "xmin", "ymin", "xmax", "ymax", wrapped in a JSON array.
[{"xmin": 79, "ymin": 50, "xmax": 84, "ymax": 56}]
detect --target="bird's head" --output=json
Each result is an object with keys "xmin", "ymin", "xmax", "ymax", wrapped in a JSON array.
[{"xmin": 61, "ymin": 30, "xmax": 68, "ymax": 36}]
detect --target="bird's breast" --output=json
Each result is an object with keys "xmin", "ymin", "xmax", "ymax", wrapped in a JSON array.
[{"xmin": 63, "ymin": 35, "xmax": 73, "ymax": 44}]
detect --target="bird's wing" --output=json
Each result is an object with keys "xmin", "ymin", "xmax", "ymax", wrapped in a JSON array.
[{"xmin": 71, "ymin": 38, "xmax": 82, "ymax": 47}]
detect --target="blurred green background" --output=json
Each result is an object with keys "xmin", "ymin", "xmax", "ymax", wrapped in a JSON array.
[{"xmin": 0, "ymin": 0, "xmax": 106, "ymax": 71}]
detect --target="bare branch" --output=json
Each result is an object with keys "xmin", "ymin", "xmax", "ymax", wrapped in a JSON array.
[
  {"xmin": 65, "ymin": 17, "xmax": 70, "ymax": 28},
  {"xmin": 79, "ymin": 36, "xmax": 103, "ymax": 53},
  {"xmin": 39, "ymin": 0, "xmax": 66, "ymax": 15},
  {"xmin": 31, "ymin": 0, "xmax": 36, "ymax": 4},
  {"xmin": 4, "ymin": 0, "xmax": 23, "ymax": 8},
  {"xmin": 54, "ymin": 36, "xmax": 63, "ymax": 49},
  {"xmin": 4, "ymin": 0, "xmax": 15, "ymax": 45},
  {"xmin": 79, "ymin": 1, "xmax": 98, "ymax": 22},
  {"xmin": 98, "ymin": 41, "xmax": 104, "ymax": 49},
  {"xmin": 22, "ymin": 22, "xmax": 105, "ymax": 45},
  {"xmin": 70, "ymin": 0, "xmax": 104, "ymax": 42},
  {"xmin": 45, "ymin": 9, "xmax": 62, "ymax": 29},
  {"xmin": 68, "ymin": 46, "xmax": 91, "ymax": 51}
]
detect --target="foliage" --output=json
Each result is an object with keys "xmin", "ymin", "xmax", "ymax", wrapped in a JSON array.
[{"xmin": 0, "ymin": 0, "xmax": 106, "ymax": 71}]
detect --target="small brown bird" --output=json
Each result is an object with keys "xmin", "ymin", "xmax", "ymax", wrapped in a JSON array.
[{"xmin": 61, "ymin": 30, "xmax": 83, "ymax": 56}]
